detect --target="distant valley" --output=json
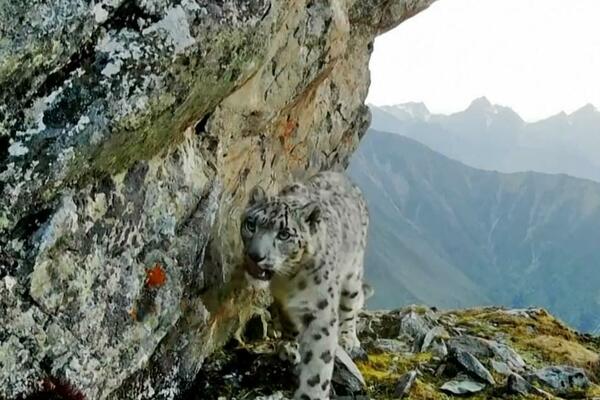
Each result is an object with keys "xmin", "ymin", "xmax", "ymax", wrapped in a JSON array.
[{"xmin": 348, "ymin": 129, "xmax": 600, "ymax": 332}]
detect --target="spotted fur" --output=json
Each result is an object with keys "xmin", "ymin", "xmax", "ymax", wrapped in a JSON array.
[{"xmin": 240, "ymin": 171, "xmax": 370, "ymax": 400}]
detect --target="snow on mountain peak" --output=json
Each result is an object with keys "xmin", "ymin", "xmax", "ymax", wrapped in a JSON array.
[{"xmin": 380, "ymin": 102, "xmax": 431, "ymax": 121}]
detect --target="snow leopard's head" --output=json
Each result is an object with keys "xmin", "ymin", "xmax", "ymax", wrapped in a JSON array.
[{"xmin": 240, "ymin": 185, "xmax": 321, "ymax": 281}]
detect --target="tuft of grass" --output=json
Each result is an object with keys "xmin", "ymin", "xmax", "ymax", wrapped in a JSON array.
[
  {"xmin": 523, "ymin": 335, "xmax": 599, "ymax": 367},
  {"xmin": 356, "ymin": 352, "xmax": 433, "ymax": 398},
  {"xmin": 587, "ymin": 384, "xmax": 600, "ymax": 397},
  {"xmin": 411, "ymin": 380, "xmax": 448, "ymax": 400}
]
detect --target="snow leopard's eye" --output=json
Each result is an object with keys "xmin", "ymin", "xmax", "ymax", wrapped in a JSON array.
[
  {"xmin": 277, "ymin": 229, "xmax": 291, "ymax": 241},
  {"xmin": 244, "ymin": 219, "xmax": 256, "ymax": 233}
]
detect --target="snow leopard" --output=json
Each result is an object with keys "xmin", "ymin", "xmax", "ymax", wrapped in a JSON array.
[{"xmin": 240, "ymin": 171, "xmax": 370, "ymax": 400}]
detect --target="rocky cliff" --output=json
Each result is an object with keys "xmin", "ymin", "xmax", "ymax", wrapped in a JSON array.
[{"xmin": 0, "ymin": 0, "xmax": 435, "ymax": 398}]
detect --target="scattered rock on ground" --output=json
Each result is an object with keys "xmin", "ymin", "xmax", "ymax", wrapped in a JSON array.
[
  {"xmin": 349, "ymin": 346, "xmax": 370, "ymax": 362},
  {"xmin": 448, "ymin": 334, "xmax": 525, "ymax": 375},
  {"xmin": 421, "ymin": 326, "xmax": 448, "ymax": 352},
  {"xmin": 491, "ymin": 359, "xmax": 513, "ymax": 376},
  {"xmin": 447, "ymin": 335, "xmax": 494, "ymax": 359},
  {"xmin": 180, "ymin": 306, "xmax": 600, "ymax": 399},
  {"xmin": 394, "ymin": 370, "xmax": 418, "ymax": 398},
  {"xmin": 507, "ymin": 373, "xmax": 534, "ymax": 396},
  {"xmin": 440, "ymin": 376, "xmax": 486, "ymax": 395},
  {"xmin": 420, "ymin": 326, "xmax": 449, "ymax": 359},
  {"xmin": 254, "ymin": 393, "xmax": 289, "ymax": 400},
  {"xmin": 454, "ymin": 350, "xmax": 495, "ymax": 385},
  {"xmin": 488, "ymin": 341, "xmax": 526, "ymax": 371},
  {"xmin": 430, "ymin": 339, "xmax": 449, "ymax": 360},
  {"xmin": 332, "ymin": 345, "xmax": 367, "ymax": 395},
  {"xmin": 372, "ymin": 338, "xmax": 411, "ymax": 354},
  {"xmin": 399, "ymin": 310, "xmax": 433, "ymax": 351}
]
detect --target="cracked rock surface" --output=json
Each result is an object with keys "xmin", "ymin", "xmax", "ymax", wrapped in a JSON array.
[{"xmin": 0, "ymin": 0, "xmax": 435, "ymax": 398}]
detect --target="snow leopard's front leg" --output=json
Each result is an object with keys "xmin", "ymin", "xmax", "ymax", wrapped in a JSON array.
[
  {"xmin": 272, "ymin": 301, "xmax": 302, "ymax": 364},
  {"xmin": 339, "ymin": 267, "xmax": 365, "ymax": 355},
  {"xmin": 290, "ymin": 284, "xmax": 339, "ymax": 400}
]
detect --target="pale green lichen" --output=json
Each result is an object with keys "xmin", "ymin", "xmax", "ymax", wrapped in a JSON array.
[
  {"xmin": 0, "ymin": 211, "xmax": 9, "ymax": 230},
  {"xmin": 76, "ymin": 28, "xmax": 267, "ymax": 186}
]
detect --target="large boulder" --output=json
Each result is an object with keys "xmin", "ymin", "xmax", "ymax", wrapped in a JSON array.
[
  {"xmin": 0, "ymin": 0, "xmax": 435, "ymax": 398},
  {"xmin": 526, "ymin": 365, "xmax": 591, "ymax": 396}
]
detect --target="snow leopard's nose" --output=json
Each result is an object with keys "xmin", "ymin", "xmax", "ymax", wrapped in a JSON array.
[{"xmin": 248, "ymin": 249, "xmax": 266, "ymax": 264}]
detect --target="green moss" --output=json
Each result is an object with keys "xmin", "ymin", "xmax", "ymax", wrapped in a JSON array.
[
  {"xmin": 87, "ymin": 76, "xmax": 224, "ymax": 178},
  {"xmin": 356, "ymin": 352, "xmax": 433, "ymax": 398},
  {"xmin": 410, "ymin": 380, "xmax": 449, "ymax": 400}
]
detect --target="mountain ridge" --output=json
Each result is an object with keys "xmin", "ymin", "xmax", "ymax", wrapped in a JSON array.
[
  {"xmin": 372, "ymin": 97, "xmax": 598, "ymax": 124},
  {"xmin": 368, "ymin": 99, "xmax": 600, "ymax": 183},
  {"xmin": 348, "ymin": 129, "xmax": 600, "ymax": 332}
]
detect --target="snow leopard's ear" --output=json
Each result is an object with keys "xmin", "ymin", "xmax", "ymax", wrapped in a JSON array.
[
  {"xmin": 299, "ymin": 201, "xmax": 321, "ymax": 232},
  {"xmin": 249, "ymin": 185, "xmax": 267, "ymax": 205}
]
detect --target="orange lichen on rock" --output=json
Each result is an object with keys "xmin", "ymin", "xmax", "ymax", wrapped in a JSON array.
[
  {"xmin": 279, "ymin": 117, "xmax": 297, "ymax": 152},
  {"xmin": 282, "ymin": 118, "xmax": 296, "ymax": 140},
  {"xmin": 128, "ymin": 307, "xmax": 138, "ymax": 320},
  {"xmin": 145, "ymin": 263, "xmax": 167, "ymax": 287}
]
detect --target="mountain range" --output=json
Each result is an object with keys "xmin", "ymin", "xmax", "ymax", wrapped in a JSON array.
[
  {"xmin": 348, "ymin": 129, "xmax": 600, "ymax": 332},
  {"xmin": 369, "ymin": 98, "xmax": 600, "ymax": 183}
]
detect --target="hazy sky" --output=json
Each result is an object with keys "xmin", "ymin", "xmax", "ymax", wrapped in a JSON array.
[{"xmin": 366, "ymin": 0, "xmax": 600, "ymax": 121}]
